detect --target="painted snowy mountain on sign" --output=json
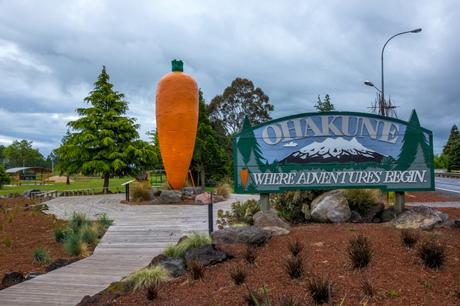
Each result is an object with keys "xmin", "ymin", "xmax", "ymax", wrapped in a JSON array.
[{"xmin": 281, "ymin": 137, "xmax": 385, "ymax": 164}]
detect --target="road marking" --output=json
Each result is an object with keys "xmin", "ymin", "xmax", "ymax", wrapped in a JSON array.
[{"xmin": 435, "ymin": 187, "xmax": 460, "ymax": 194}]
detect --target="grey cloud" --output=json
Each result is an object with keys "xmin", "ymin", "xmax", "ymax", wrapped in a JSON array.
[{"xmin": 0, "ymin": 0, "xmax": 459, "ymax": 155}]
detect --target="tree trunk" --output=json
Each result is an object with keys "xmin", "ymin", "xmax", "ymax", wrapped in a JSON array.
[
  {"xmin": 103, "ymin": 173, "xmax": 110, "ymax": 194},
  {"xmin": 66, "ymin": 175, "xmax": 70, "ymax": 185},
  {"xmin": 200, "ymin": 168, "xmax": 205, "ymax": 190}
]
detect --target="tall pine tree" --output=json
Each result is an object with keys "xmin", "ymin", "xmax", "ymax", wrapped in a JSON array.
[
  {"xmin": 447, "ymin": 139, "xmax": 460, "ymax": 171},
  {"xmin": 56, "ymin": 66, "xmax": 157, "ymax": 192},
  {"xmin": 396, "ymin": 110, "xmax": 431, "ymax": 170},
  {"xmin": 442, "ymin": 124, "xmax": 459, "ymax": 157}
]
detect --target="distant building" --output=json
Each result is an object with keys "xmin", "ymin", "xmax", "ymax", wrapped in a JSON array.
[{"xmin": 5, "ymin": 167, "xmax": 52, "ymax": 185}]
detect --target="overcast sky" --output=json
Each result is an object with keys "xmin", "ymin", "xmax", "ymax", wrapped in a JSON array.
[{"xmin": 0, "ymin": 0, "xmax": 458, "ymax": 156}]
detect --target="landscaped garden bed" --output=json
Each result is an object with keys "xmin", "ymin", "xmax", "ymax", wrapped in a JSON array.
[
  {"xmin": 0, "ymin": 197, "xmax": 111, "ymax": 289},
  {"xmin": 77, "ymin": 190, "xmax": 460, "ymax": 306}
]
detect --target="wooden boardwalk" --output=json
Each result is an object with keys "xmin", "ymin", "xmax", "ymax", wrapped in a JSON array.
[{"xmin": 0, "ymin": 194, "xmax": 256, "ymax": 306}]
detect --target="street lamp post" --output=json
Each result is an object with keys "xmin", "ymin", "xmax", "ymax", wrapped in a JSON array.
[{"xmin": 380, "ymin": 28, "xmax": 422, "ymax": 116}]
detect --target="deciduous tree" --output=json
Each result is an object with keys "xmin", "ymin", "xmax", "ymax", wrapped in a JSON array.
[
  {"xmin": 208, "ymin": 78, "xmax": 274, "ymax": 135},
  {"xmin": 3, "ymin": 140, "xmax": 46, "ymax": 168}
]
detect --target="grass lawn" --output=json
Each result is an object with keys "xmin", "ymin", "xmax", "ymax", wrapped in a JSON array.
[{"xmin": 0, "ymin": 176, "xmax": 132, "ymax": 196}]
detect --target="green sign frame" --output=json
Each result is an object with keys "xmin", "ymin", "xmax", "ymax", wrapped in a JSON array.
[{"xmin": 233, "ymin": 110, "xmax": 434, "ymax": 193}]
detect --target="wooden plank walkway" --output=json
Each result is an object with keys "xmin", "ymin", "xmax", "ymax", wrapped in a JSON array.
[{"xmin": 0, "ymin": 193, "xmax": 257, "ymax": 306}]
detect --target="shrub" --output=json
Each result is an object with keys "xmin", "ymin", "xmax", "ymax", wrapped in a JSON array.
[
  {"xmin": 217, "ymin": 200, "xmax": 260, "ymax": 229},
  {"xmin": 401, "ymin": 229, "xmax": 419, "ymax": 248},
  {"xmin": 361, "ymin": 279, "xmax": 376, "ymax": 297},
  {"xmin": 188, "ymin": 261, "xmax": 204, "ymax": 280},
  {"xmin": 417, "ymin": 239, "xmax": 446, "ymax": 269},
  {"xmin": 230, "ymin": 267, "xmax": 246, "ymax": 285},
  {"xmin": 32, "ymin": 247, "xmax": 50, "ymax": 265},
  {"xmin": 283, "ymin": 255, "xmax": 304, "ymax": 279},
  {"xmin": 54, "ymin": 226, "xmax": 71, "ymax": 243},
  {"xmin": 244, "ymin": 246, "xmax": 257, "ymax": 264},
  {"xmin": 348, "ymin": 235, "xmax": 373, "ymax": 269},
  {"xmin": 124, "ymin": 265, "xmax": 170, "ymax": 300},
  {"xmin": 343, "ymin": 189, "xmax": 379, "ymax": 215},
  {"xmin": 288, "ymin": 240, "xmax": 303, "ymax": 257},
  {"xmin": 272, "ymin": 190, "xmax": 324, "ymax": 223},
  {"xmin": 64, "ymin": 232, "xmax": 86, "ymax": 256},
  {"xmin": 163, "ymin": 232, "xmax": 211, "ymax": 258},
  {"xmin": 69, "ymin": 212, "xmax": 90, "ymax": 232},
  {"xmin": 130, "ymin": 181, "xmax": 152, "ymax": 202},
  {"xmin": 215, "ymin": 183, "xmax": 231, "ymax": 199},
  {"xmin": 81, "ymin": 225, "xmax": 98, "ymax": 245},
  {"xmin": 308, "ymin": 275, "xmax": 331, "ymax": 304}
]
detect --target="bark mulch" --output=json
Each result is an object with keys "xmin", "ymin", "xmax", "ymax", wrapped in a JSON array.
[
  {"xmin": 84, "ymin": 220, "xmax": 460, "ymax": 306},
  {"xmin": 0, "ymin": 197, "xmax": 93, "ymax": 280}
]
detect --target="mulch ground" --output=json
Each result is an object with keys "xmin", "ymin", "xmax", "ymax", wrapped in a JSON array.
[
  {"xmin": 89, "ymin": 217, "xmax": 460, "ymax": 305},
  {"xmin": 0, "ymin": 197, "xmax": 92, "ymax": 279},
  {"xmin": 406, "ymin": 190, "xmax": 460, "ymax": 203}
]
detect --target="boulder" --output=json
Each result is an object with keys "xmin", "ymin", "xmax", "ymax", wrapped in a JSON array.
[
  {"xmin": 350, "ymin": 210, "xmax": 362, "ymax": 223},
  {"xmin": 381, "ymin": 207, "xmax": 398, "ymax": 222},
  {"xmin": 391, "ymin": 206, "xmax": 449, "ymax": 230},
  {"xmin": 161, "ymin": 257, "xmax": 186, "ymax": 277},
  {"xmin": 184, "ymin": 245, "xmax": 227, "ymax": 266},
  {"xmin": 310, "ymin": 190, "xmax": 351, "ymax": 223},
  {"xmin": 159, "ymin": 190, "xmax": 182, "ymax": 204},
  {"xmin": 149, "ymin": 254, "xmax": 186, "ymax": 277},
  {"xmin": 195, "ymin": 192, "xmax": 211, "ymax": 204},
  {"xmin": 211, "ymin": 226, "xmax": 272, "ymax": 246},
  {"xmin": 253, "ymin": 209, "xmax": 291, "ymax": 230},
  {"xmin": 182, "ymin": 187, "xmax": 196, "ymax": 198},
  {"xmin": 1, "ymin": 272, "xmax": 25, "ymax": 289},
  {"xmin": 213, "ymin": 194, "xmax": 225, "ymax": 203},
  {"xmin": 262, "ymin": 226, "xmax": 290, "ymax": 236}
]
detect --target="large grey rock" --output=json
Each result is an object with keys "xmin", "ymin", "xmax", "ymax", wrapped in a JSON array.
[
  {"xmin": 253, "ymin": 209, "xmax": 291, "ymax": 230},
  {"xmin": 310, "ymin": 190, "xmax": 351, "ymax": 223},
  {"xmin": 212, "ymin": 226, "xmax": 272, "ymax": 246},
  {"xmin": 159, "ymin": 190, "xmax": 182, "ymax": 204},
  {"xmin": 381, "ymin": 207, "xmax": 398, "ymax": 222},
  {"xmin": 1, "ymin": 272, "xmax": 25, "ymax": 289},
  {"xmin": 392, "ymin": 206, "xmax": 449, "ymax": 230},
  {"xmin": 184, "ymin": 245, "xmax": 227, "ymax": 266},
  {"xmin": 149, "ymin": 254, "xmax": 186, "ymax": 277},
  {"xmin": 350, "ymin": 210, "xmax": 362, "ymax": 223}
]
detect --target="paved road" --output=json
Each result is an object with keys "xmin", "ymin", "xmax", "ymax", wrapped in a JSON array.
[
  {"xmin": 0, "ymin": 194, "xmax": 257, "ymax": 306},
  {"xmin": 435, "ymin": 177, "xmax": 460, "ymax": 194}
]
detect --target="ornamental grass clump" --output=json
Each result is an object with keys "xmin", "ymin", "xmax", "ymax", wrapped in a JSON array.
[
  {"xmin": 64, "ymin": 232, "xmax": 86, "ymax": 256},
  {"xmin": 215, "ymin": 182, "xmax": 231, "ymax": 199},
  {"xmin": 188, "ymin": 261, "xmax": 204, "ymax": 280},
  {"xmin": 32, "ymin": 247, "xmax": 50, "ymax": 265},
  {"xmin": 229, "ymin": 267, "xmax": 247, "ymax": 285},
  {"xmin": 348, "ymin": 235, "xmax": 373, "ymax": 269},
  {"xmin": 308, "ymin": 275, "xmax": 331, "ymax": 304},
  {"xmin": 80, "ymin": 225, "xmax": 98, "ymax": 245},
  {"xmin": 343, "ymin": 189, "xmax": 379, "ymax": 215},
  {"xmin": 401, "ymin": 229, "xmax": 419, "ymax": 248},
  {"xmin": 124, "ymin": 265, "xmax": 170, "ymax": 300},
  {"xmin": 279, "ymin": 296, "xmax": 302, "ymax": 306},
  {"xmin": 244, "ymin": 245, "xmax": 257, "ymax": 264},
  {"xmin": 417, "ymin": 239, "xmax": 446, "ymax": 269},
  {"xmin": 361, "ymin": 279, "xmax": 376, "ymax": 297},
  {"xmin": 288, "ymin": 240, "xmax": 303, "ymax": 257},
  {"xmin": 217, "ymin": 200, "xmax": 260, "ymax": 229},
  {"xmin": 163, "ymin": 232, "xmax": 211, "ymax": 258},
  {"xmin": 54, "ymin": 226, "xmax": 71, "ymax": 243},
  {"xmin": 69, "ymin": 212, "xmax": 90, "ymax": 233},
  {"xmin": 283, "ymin": 255, "xmax": 304, "ymax": 279}
]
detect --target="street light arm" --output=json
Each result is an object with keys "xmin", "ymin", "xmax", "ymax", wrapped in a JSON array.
[{"xmin": 381, "ymin": 30, "xmax": 417, "ymax": 59}]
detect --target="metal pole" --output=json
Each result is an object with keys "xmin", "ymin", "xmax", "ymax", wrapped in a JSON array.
[{"xmin": 208, "ymin": 192, "xmax": 214, "ymax": 234}]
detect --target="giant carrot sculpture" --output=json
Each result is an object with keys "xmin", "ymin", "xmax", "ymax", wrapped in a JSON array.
[{"xmin": 156, "ymin": 60, "xmax": 199, "ymax": 189}]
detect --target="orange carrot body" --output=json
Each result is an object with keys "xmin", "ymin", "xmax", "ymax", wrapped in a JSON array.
[
  {"xmin": 156, "ymin": 60, "xmax": 198, "ymax": 190},
  {"xmin": 240, "ymin": 168, "xmax": 249, "ymax": 190}
]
